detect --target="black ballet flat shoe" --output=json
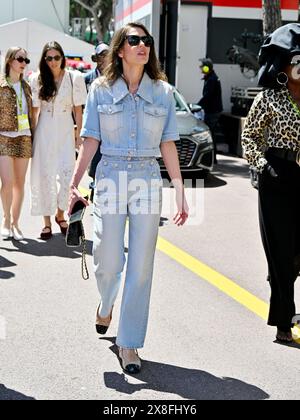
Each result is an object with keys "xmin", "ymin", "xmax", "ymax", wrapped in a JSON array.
[
  {"xmin": 118, "ymin": 347, "xmax": 141, "ymax": 374},
  {"xmin": 95, "ymin": 305, "xmax": 113, "ymax": 335}
]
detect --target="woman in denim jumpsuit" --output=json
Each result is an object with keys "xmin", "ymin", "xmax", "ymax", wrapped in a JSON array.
[{"xmin": 68, "ymin": 23, "xmax": 189, "ymax": 374}]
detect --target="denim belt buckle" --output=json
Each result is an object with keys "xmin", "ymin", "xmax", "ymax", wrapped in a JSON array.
[{"xmin": 297, "ymin": 151, "xmax": 300, "ymax": 166}]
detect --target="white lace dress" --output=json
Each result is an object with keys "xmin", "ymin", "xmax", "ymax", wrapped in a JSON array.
[{"xmin": 30, "ymin": 70, "xmax": 87, "ymax": 216}]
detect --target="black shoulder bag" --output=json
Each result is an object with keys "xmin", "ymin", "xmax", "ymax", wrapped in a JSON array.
[{"xmin": 66, "ymin": 199, "xmax": 89, "ymax": 280}]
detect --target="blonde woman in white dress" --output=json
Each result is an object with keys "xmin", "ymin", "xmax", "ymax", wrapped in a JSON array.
[{"xmin": 30, "ymin": 41, "xmax": 87, "ymax": 240}]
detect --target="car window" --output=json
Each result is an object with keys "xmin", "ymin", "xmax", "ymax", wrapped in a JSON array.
[{"xmin": 173, "ymin": 89, "xmax": 190, "ymax": 112}]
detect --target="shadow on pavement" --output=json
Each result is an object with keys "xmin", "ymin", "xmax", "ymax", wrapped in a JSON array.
[
  {"xmin": 274, "ymin": 340, "xmax": 300, "ymax": 350},
  {"xmin": 0, "ymin": 235, "xmax": 93, "ymax": 259},
  {"xmin": 203, "ymin": 173, "xmax": 227, "ymax": 189},
  {"xmin": 101, "ymin": 338, "xmax": 269, "ymax": 401},
  {"xmin": 162, "ymin": 171, "xmax": 227, "ymax": 189},
  {"xmin": 0, "ymin": 256, "xmax": 16, "ymax": 280},
  {"xmin": 213, "ymin": 158, "xmax": 251, "ymax": 180},
  {"xmin": 0, "ymin": 384, "xmax": 35, "ymax": 400}
]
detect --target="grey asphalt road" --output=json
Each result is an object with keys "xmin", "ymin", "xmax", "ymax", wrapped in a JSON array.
[{"xmin": 0, "ymin": 154, "xmax": 299, "ymax": 401}]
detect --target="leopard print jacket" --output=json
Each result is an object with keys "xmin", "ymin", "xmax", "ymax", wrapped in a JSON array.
[
  {"xmin": 242, "ymin": 87, "xmax": 300, "ymax": 172},
  {"xmin": 0, "ymin": 74, "xmax": 33, "ymax": 132}
]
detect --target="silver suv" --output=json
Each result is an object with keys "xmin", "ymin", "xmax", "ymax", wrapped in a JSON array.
[{"xmin": 158, "ymin": 87, "xmax": 214, "ymax": 172}]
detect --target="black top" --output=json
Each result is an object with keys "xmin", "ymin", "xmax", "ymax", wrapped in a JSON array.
[{"xmin": 198, "ymin": 71, "xmax": 223, "ymax": 114}]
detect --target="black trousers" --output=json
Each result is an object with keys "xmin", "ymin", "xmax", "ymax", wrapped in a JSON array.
[
  {"xmin": 258, "ymin": 152, "xmax": 300, "ymax": 331},
  {"xmin": 204, "ymin": 113, "xmax": 220, "ymax": 164}
]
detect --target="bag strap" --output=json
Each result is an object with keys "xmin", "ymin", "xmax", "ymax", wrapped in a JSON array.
[
  {"xmin": 69, "ymin": 70, "xmax": 74, "ymax": 88},
  {"xmin": 68, "ymin": 71, "xmax": 76, "ymax": 125},
  {"xmin": 80, "ymin": 223, "xmax": 89, "ymax": 281}
]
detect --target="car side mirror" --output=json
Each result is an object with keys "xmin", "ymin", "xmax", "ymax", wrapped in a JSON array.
[{"xmin": 189, "ymin": 104, "xmax": 202, "ymax": 113}]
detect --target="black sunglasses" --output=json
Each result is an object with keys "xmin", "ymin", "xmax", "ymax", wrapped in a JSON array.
[
  {"xmin": 15, "ymin": 57, "xmax": 30, "ymax": 65},
  {"xmin": 45, "ymin": 55, "xmax": 62, "ymax": 62},
  {"xmin": 125, "ymin": 35, "xmax": 154, "ymax": 47}
]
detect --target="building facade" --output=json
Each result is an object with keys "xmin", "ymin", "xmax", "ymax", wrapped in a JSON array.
[
  {"xmin": 114, "ymin": 0, "xmax": 299, "ymax": 110},
  {"xmin": 0, "ymin": 0, "xmax": 70, "ymax": 33}
]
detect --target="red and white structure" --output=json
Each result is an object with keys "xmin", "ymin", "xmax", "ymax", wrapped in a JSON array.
[{"xmin": 114, "ymin": 0, "xmax": 299, "ymax": 110}]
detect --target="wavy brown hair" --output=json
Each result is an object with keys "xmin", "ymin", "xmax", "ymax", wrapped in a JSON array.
[
  {"xmin": 4, "ymin": 47, "xmax": 28, "ymax": 80},
  {"xmin": 104, "ymin": 22, "xmax": 167, "ymax": 84},
  {"xmin": 38, "ymin": 41, "xmax": 66, "ymax": 102}
]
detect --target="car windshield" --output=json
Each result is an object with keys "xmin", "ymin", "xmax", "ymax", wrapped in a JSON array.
[{"xmin": 173, "ymin": 89, "xmax": 190, "ymax": 112}]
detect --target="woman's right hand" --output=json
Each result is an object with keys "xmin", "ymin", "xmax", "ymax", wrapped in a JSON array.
[{"xmin": 68, "ymin": 185, "xmax": 89, "ymax": 216}]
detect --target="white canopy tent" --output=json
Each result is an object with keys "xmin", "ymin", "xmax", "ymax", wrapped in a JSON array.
[{"xmin": 0, "ymin": 18, "xmax": 95, "ymax": 74}]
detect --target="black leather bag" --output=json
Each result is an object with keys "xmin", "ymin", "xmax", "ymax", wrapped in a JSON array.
[{"xmin": 66, "ymin": 200, "xmax": 89, "ymax": 280}]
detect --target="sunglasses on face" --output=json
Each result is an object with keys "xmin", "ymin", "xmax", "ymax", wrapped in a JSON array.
[
  {"xmin": 15, "ymin": 57, "xmax": 30, "ymax": 65},
  {"xmin": 45, "ymin": 55, "xmax": 62, "ymax": 62},
  {"xmin": 125, "ymin": 35, "xmax": 154, "ymax": 47},
  {"xmin": 291, "ymin": 59, "xmax": 300, "ymax": 66}
]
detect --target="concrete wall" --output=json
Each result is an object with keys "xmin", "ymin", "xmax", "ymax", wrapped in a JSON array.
[{"xmin": 0, "ymin": 0, "xmax": 70, "ymax": 32}]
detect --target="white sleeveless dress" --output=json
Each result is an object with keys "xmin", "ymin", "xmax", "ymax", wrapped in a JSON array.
[{"xmin": 30, "ymin": 70, "xmax": 87, "ymax": 216}]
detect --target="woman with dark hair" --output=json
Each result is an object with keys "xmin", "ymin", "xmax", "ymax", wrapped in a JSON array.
[
  {"xmin": 30, "ymin": 41, "xmax": 87, "ymax": 240},
  {"xmin": 242, "ymin": 23, "xmax": 300, "ymax": 343},
  {"xmin": 0, "ymin": 47, "xmax": 32, "ymax": 241},
  {"xmin": 68, "ymin": 23, "xmax": 189, "ymax": 373}
]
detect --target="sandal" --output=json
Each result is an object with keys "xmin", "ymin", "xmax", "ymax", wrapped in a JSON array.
[
  {"xmin": 55, "ymin": 217, "xmax": 68, "ymax": 236},
  {"xmin": 40, "ymin": 226, "xmax": 52, "ymax": 240},
  {"xmin": 276, "ymin": 329, "xmax": 293, "ymax": 343}
]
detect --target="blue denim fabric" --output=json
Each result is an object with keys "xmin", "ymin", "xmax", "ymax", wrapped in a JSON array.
[
  {"xmin": 93, "ymin": 156, "xmax": 162, "ymax": 349},
  {"xmin": 81, "ymin": 73, "xmax": 179, "ymax": 157}
]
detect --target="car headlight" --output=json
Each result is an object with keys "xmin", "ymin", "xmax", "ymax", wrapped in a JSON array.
[{"xmin": 192, "ymin": 131, "xmax": 212, "ymax": 144}]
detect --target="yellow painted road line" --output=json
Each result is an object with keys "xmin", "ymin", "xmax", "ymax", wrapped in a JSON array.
[
  {"xmin": 79, "ymin": 185, "xmax": 300, "ymax": 342},
  {"xmin": 157, "ymin": 236, "xmax": 300, "ymax": 344},
  {"xmin": 157, "ymin": 236, "xmax": 269, "ymax": 321}
]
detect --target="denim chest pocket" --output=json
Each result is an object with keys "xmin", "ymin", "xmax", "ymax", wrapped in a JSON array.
[
  {"xmin": 98, "ymin": 104, "xmax": 123, "ymax": 137},
  {"xmin": 143, "ymin": 105, "xmax": 167, "ymax": 138}
]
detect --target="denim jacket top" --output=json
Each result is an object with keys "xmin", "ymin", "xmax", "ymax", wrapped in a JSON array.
[{"xmin": 81, "ymin": 72, "xmax": 179, "ymax": 157}]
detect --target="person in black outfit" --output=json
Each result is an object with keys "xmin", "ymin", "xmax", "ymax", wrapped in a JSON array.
[
  {"xmin": 84, "ymin": 42, "xmax": 109, "ymax": 91},
  {"xmin": 242, "ymin": 23, "xmax": 300, "ymax": 343},
  {"xmin": 198, "ymin": 58, "xmax": 223, "ymax": 164}
]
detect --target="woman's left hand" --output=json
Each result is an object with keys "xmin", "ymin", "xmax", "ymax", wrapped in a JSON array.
[
  {"xmin": 75, "ymin": 134, "xmax": 84, "ymax": 150},
  {"xmin": 173, "ymin": 190, "xmax": 189, "ymax": 226}
]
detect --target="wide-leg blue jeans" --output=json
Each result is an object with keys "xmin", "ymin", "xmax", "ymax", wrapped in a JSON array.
[{"xmin": 93, "ymin": 156, "xmax": 162, "ymax": 349}]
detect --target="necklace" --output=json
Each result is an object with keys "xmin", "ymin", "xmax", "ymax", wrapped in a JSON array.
[
  {"xmin": 121, "ymin": 74, "xmax": 140, "ymax": 94},
  {"xmin": 286, "ymin": 90, "xmax": 300, "ymax": 118}
]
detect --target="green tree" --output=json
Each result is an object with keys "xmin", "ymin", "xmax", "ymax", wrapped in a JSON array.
[{"xmin": 72, "ymin": 0, "xmax": 113, "ymax": 42}]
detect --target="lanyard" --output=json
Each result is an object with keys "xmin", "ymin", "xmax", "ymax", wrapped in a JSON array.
[
  {"xmin": 286, "ymin": 91, "xmax": 300, "ymax": 118},
  {"xmin": 6, "ymin": 78, "xmax": 23, "ymax": 114}
]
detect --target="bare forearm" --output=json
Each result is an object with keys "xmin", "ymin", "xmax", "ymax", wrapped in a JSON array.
[
  {"xmin": 160, "ymin": 141, "xmax": 183, "ymax": 185},
  {"xmin": 74, "ymin": 106, "xmax": 83, "ymax": 133},
  {"xmin": 161, "ymin": 141, "xmax": 189, "ymax": 225},
  {"xmin": 32, "ymin": 107, "xmax": 40, "ymax": 131},
  {"xmin": 70, "ymin": 137, "xmax": 99, "ymax": 187}
]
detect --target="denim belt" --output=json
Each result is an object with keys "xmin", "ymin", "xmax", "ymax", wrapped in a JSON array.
[
  {"xmin": 268, "ymin": 147, "xmax": 300, "ymax": 166},
  {"xmin": 102, "ymin": 155, "xmax": 157, "ymax": 162}
]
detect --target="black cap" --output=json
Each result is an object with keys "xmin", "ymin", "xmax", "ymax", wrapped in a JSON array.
[
  {"xmin": 200, "ymin": 58, "xmax": 213, "ymax": 70},
  {"xmin": 258, "ymin": 23, "xmax": 300, "ymax": 88}
]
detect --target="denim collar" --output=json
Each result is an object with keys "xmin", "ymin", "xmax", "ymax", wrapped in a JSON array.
[{"xmin": 112, "ymin": 72, "xmax": 154, "ymax": 104}]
